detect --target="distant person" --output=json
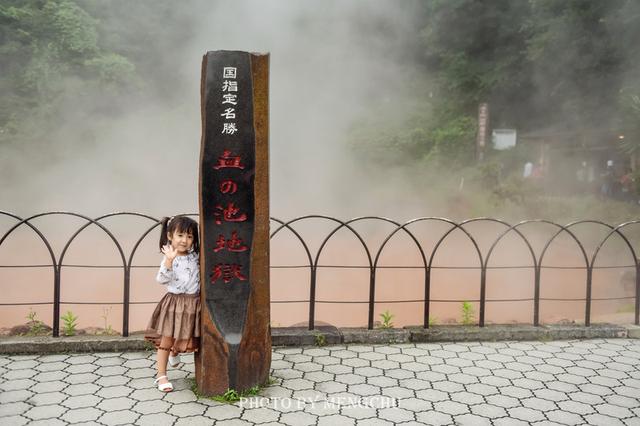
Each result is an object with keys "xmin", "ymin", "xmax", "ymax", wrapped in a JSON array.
[
  {"xmin": 523, "ymin": 162, "xmax": 533, "ymax": 178},
  {"xmin": 145, "ymin": 216, "xmax": 201, "ymax": 392},
  {"xmin": 620, "ymin": 169, "xmax": 634, "ymax": 201},
  {"xmin": 600, "ymin": 161, "xmax": 614, "ymax": 197}
]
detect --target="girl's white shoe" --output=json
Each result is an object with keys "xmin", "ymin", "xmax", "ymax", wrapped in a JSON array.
[
  {"xmin": 154, "ymin": 375, "xmax": 173, "ymax": 392},
  {"xmin": 168, "ymin": 353, "xmax": 181, "ymax": 367}
]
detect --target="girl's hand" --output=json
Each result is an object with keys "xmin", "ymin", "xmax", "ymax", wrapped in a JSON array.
[{"xmin": 161, "ymin": 244, "xmax": 178, "ymax": 264}]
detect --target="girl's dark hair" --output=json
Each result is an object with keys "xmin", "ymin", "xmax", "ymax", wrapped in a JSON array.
[{"xmin": 159, "ymin": 215, "xmax": 200, "ymax": 254}]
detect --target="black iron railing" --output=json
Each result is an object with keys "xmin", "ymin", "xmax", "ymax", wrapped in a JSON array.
[{"xmin": 1, "ymin": 211, "xmax": 639, "ymax": 336}]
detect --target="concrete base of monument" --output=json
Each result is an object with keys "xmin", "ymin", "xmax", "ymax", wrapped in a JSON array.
[{"xmin": 0, "ymin": 323, "xmax": 635, "ymax": 354}]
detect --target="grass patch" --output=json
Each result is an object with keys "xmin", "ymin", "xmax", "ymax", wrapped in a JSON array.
[{"xmin": 188, "ymin": 376, "xmax": 276, "ymax": 403}]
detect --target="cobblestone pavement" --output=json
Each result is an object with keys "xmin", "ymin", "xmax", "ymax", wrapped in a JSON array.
[{"xmin": 1, "ymin": 339, "xmax": 639, "ymax": 425}]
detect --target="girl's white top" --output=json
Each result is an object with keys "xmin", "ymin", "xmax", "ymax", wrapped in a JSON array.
[{"xmin": 156, "ymin": 252, "xmax": 200, "ymax": 295}]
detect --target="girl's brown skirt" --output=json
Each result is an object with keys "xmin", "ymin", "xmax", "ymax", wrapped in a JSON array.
[{"xmin": 145, "ymin": 292, "xmax": 200, "ymax": 353}]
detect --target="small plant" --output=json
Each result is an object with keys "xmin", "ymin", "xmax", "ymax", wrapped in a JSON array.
[
  {"xmin": 461, "ymin": 301, "xmax": 475, "ymax": 325},
  {"xmin": 314, "ymin": 332, "xmax": 326, "ymax": 347},
  {"xmin": 220, "ymin": 388, "xmax": 240, "ymax": 402},
  {"xmin": 26, "ymin": 309, "xmax": 46, "ymax": 336},
  {"xmin": 379, "ymin": 310, "xmax": 394, "ymax": 328},
  {"xmin": 188, "ymin": 377, "xmax": 273, "ymax": 403},
  {"xmin": 61, "ymin": 311, "xmax": 78, "ymax": 336},
  {"xmin": 99, "ymin": 306, "xmax": 116, "ymax": 335},
  {"xmin": 428, "ymin": 316, "xmax": 438, "ymax": 326}
]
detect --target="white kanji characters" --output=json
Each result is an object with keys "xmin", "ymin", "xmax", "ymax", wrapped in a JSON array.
[
  {"xmin": 223, "ymin": 67, "xmax": 237, "ymax": 79},
  {"xmin": 220, "ymin": 108, "xmax": 236, "ymax": 119},
  {"xmin": 222, "ymin": 123, "xmax": 238, "ymax": 135},
  {"xmin": 222, "ymin": 81, "xmax": 238, "ymax": 92},
  {"xmin": 222, "ymin": 94, "xmax": 238, "ymax": 105}
]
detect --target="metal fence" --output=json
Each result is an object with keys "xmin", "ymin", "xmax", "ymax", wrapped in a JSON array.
[{"xmin": 1, "ymin": 211, "xmax": 639, "ymax": 337}]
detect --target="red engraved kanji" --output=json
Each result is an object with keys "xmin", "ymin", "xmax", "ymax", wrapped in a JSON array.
[
  {"xmin": 213, "ymin": 150, "xmax": 245, "ymax": 170},
  {"xmin": 213, "ymin": 231, "xmax": 248, "ymax": 253},
  {"xmin": 220, "ymin": 179, "xmax": 238, "ymax": 194},
  {"xmin": 211, "ymin": 263, "xmax": 248, "ymax": 284},
  {"xmin": 214, "ymin": 203, "xmax": 247, "ymax": 225}
]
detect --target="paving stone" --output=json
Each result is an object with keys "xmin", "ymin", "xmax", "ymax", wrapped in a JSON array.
[
  {"xmin": 594, "ymin": 403, "xmax": 635, "ymax": 419},
  {"xmin": 282, "ymin": 377, "xmax": 316, "ymax": 390},
  {"xmin": 399, "ymin": 378, "xmax": 431, "ymax": 390},
  {"xmin": 6, "ymin": 360, "xmax": 39, "ymax": 370},
  {"xmin": 96, "ymin": 385, "xmax": 133, "ymax": 398},
  {"xmin": 415, "ymin": 410, "xmax": 454, "ymax": 425},
  {"xmin": 381, "ymin": 386, "xmax": 414, "ymax": 399},
  {"xmin": 295, "ymin": 361, "xmax": 325, "ymax": 372},
  {"xmin": 415, "ymin": 355, "xmax": 446, "ymax": 365},
  {"xmin": 605, "ymin": 394, "xmax": 638, "ymax": 408},
  {"xmin": 65, "ymin": 363, "xmax": 99, "ymax": 374},
  {"xmin": 583, "ymin": 413, "xmax": 626, "ymax": 426},
  {"xmin": 62, "ymin": 394, "xmax": 102, "ymax": 409},
  {"xmin": 4, "ymin": 368, "xmax": 38, "ymax": 380},
  {"xmin": 430, "ymin": 364, "xmax": 461, "ymax": 375},
  {"xmin": 546, "ymin": 381, "xmax": 580, "ymax": 393},
  {"xmin": 64, "ymin": 372, "xmax": 99, "ymax": 385},
  {"xmin": 125, "ymin": 368, "xmax": 155, "ymax": 379},
  {"xmin": 415, "ymin": 371, "xmax": 447, "ymax": 382},
  {"xmin": 366, "ymin": 375, "xmax": 397, "ymax": 388},
  {"xmin": 480, "ymin": 375, "xmax": 512, "ymax": 388},
  {"xmin": 415, "ymin": 388, "xmax": 449, "ymax": 402},
  {"xmin": 353, "ymin": 366, "xmax": 383, "ymax": 377},
  {"xmin": 61, "ymin": 407, "xmax": 103, "ymax": 423},
  {"xmin": 341, "ymin": 358, "xmax": 370, "ymax": 368},
  {"xmin": 323, "ymin": 364, "xmax": 353, "ymax": 375},
  {"xmin": 26, "ymin": 419, "xmax": 67, "ymax": 426},
  {"xmin": 348, "ymin": 383, "xmax": 380, "ymax": 396},
  {"xmin": 485, "ymin": 394, "xmax": 521, "ymax": 409},
  {"xmin": 317, "ymin": 414, "xmax": 356, "ymax": 426},
  {"xmin": 433, "ymin": 400, "xmax": 469, "ymax": 416},
  {"xmin": 448, "ymin": 373, "xmax": 479, "ymax": 385},
  {"xmin": 357, "ymin": 352, "xmax": 386, "ymax": 361},
  {"xmin": 0, "ymin": 389, "xmax": 34, "ymax": 404},
  {"xmin": 533, "ymin": 388, "xmax": 569, "ymax": 402},
  {"xmin": 0, "ymin": 401, "xmax": 31, "ymax": 417},
  {"xmin": 331, "ymin": 350, "xmax": 358, "ymax": 359},
  {"xmin": 500, "ymin": 386, "xmax": 534, "ymax": 399},
  {"xmin": 95, "ymin": 356, "xmax": 125, "ymax": 367},
  {"xmin": 454, "ymin": 413, "xmax": 492, "ymax": 425},
  {"xmin": 0, "ymin": 415, "xmax": 29, "ymax": 425},
  {"xmin": 272, "ymin": 368, "xmax": 305, "ymax": 379},
  {"xmin": 568, "ymin": 391, "xmax": 605, "ymax": 405},
  {"xmin": 398, "ymin": 397, "xmax": 432, "ymax": 412},
  {"xmin": 98, "ymin": 397, "xmax": 137, "ymax": 411},
  {"xmin": 24, "ymin": 404, "xmax": 67, "ymax": 420},
  {"xmin": 471, "ymin": 402, "xmax": 508, "ymax": 418},
  {"xmin": 445, "ymin": 357, "xmax": 474, "ymax": 368},
  {"xmin": 204, "ymin": 404, "xmax": 244, "ymax": 420},
  {"xmin": 387, "ymin": 353, "xmax": 415, "ymax": 363},
  {"xmin": 66, "ymin": 355, "xmax": 97, "ymax": 365},
  {"xmin": 134, "ymin": 411, "xmax": 176, "ymax": 425},
  {"xmin": 96, "ymin": 375, "xmax": 131, "ymax": 387},
  {"xmin": 164, "ymin": 389, "xmax": 197, "ymax": 404},
  {"xmin": 467, "ymin": 382, "xmax": 499, "ymax": 396},
  {"xmin": 0, "ymin": 378, "xmax": 35, "ymax": 391},
  {"xmin": 508, "ymin": 406, "xmax": 546, "ymax": 422},
  {"xmin": 545, "ymin": 409, "xmax": 584, "ymax": 425},
  {"xmin": 303, "ymin": 370, "xmax": 334, "ymax": 383},
  {"xmin": 354, "ymin": 419, "xmax": 394, "ymax": 426},
  {"xmin": 279, "ymin": 411, "xmax": 317, "ymax": 425},
  {"xmin": 240, "ymin": 406, "xmax": 280, "ymax": 423},
  {"xmin": 64, "ymin": 383, "xmax": 101, "ymax": 396},
  {"xmin": 384, "ymin": 368, "xmax": 414, "ymax": 380},
  {"xmin": 557, "ymin": 399, "xmax": 596, "ymax": 415},
  {"xmin": 98, "ymin": 409, "xmax": 140, "ymax": 425},
  {"xmin": 377, "ymin": 406, "xmax": 415, "ymax": 423},
  {"xmin": 335, "ymin": 374, "xmax": 366, "ymax": 386},
  {"xmin": 374, "ymin": 346, "xmax": 401, "ymax": 355},
  {"xmin": 340, "ymin": 405, "xmax": 378, "ymax": 420},
  {"xmin": 591, "ymin": 375, "xmax": 623, "ymax": 387},
  {"xmin": 450, "ymin": 391, "xmax": 484, "ymax": 405},
  {"xmin": 316, "ymin": 381, "xmax": 348, "ymax": 394}
]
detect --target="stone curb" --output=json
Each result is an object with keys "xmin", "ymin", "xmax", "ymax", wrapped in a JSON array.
[{"xmin": 0, "ymin": 323, "xmax": 636, "ymax": 355}]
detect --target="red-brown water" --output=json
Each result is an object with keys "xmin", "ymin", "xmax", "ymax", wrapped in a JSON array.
[{"xmin": 0, "ymin": 216, "xmax": 636, "ymax": 332}]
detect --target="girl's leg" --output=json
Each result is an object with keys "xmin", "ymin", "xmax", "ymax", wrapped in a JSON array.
[{"xmin": 156, "ymin": 336, "xmax": 175, "ymax": 385}]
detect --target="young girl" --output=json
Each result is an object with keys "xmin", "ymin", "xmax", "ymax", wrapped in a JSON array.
[{"xmin": 145, "ymin": 215, "xmax": 201, "ymax": 392}]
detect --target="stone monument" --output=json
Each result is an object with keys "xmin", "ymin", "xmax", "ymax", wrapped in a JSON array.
[{"xmin": 196, "ymin": 50, "xmax": 270, "ymax": 395}]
